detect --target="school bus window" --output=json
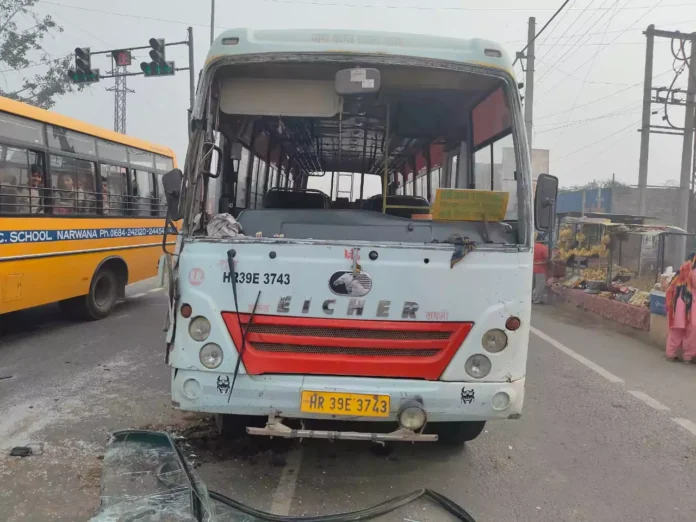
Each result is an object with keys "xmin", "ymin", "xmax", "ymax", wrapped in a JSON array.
[
  {"xmin": 155, "ymin": 154, "xmax": 173, "ymax": 172},
  {"xmin": 0, "ymin": 145, "xmax": 44, "ymax": 214},
  {"xmin": 132, "ymin": 169, "xmax": 156, "ymax": 217},
  {"xmin": 100, "ymin": 164, "xmax": 128, "ymax": 216},
  {"xmin": 0, "ymin": 112, "xmax": 44, "ymax": 145},
  {"xmin": 128, "ymin": 148, "xmax": 154, "ymax": 169},
  {"xmin": 48, "ymin": 125, "xmax": 96, "ymax": 156},
  {"xmin": 50, "ymin": 154, "xmax": 96, "ymax": 215},
  {"xmin": 156, "ymin": 172, "xmax": 166, "ymax": 215},
  {"xmin": 97, "ymin": 139, "xmax": 128, "ymax": 163}
]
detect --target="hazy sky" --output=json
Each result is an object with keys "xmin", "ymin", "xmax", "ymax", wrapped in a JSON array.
[{"xmin": 12, "ymin": 0, "xmax": 696, "ymax": 190}]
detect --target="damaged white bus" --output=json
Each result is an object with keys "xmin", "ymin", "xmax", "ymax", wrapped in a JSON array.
[{"xmin": 161, "ymin": 28, "xmax": 557, "ymax": 445}]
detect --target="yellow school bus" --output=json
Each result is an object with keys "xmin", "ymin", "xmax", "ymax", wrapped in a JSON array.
[{"xmin": 0, "ymin": 96, "xmax": 177, "ymax": 319}]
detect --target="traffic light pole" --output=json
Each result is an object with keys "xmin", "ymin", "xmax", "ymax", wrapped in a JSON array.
[
  {"xmin": 70, "ymin": 28, "xmax": 197, "ymax": 133},
  {"xmin": 188, "ymin": 26, "xmax": 195, "ymax": 111}
]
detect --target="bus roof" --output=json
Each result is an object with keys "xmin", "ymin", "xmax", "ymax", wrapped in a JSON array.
[
  {"xmin": 206, "ymin": 28, "xmax": 514, "ymax": 75},
  {"xmin": 0, "ymin": 95, "xmax": 176, "ymax": 158}
]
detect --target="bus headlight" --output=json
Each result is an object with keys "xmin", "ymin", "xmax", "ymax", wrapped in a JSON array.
[
  {"xmin": 465, "ymin": 354, "xmax": 492, "ymax": 379},
  {"xmin": 199, "ymin": 343, "xmax": 223, "ymax": 369},
  {"xmin": 481, "ymin": 329, "xmax": 508, "ymax": 353},
  {"xmin": 189, "ymin": 316, "xmax": 211, "ymax": 342}
]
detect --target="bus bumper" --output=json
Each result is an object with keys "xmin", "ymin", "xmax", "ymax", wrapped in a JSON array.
[{"xmin": 171, "ymin": 369, "xmax": 525, "ymax": 423}]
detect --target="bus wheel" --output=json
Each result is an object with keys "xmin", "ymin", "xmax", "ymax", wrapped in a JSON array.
[
  {"xmin": 63, "ymin": 268, "xmax": 120, "ymax": 321},
  {"xmin": 430, "ymin": 421, "xmax": 486, "ymax": 446},
  {"xmin": 83, "ymin": 268, "xmax": 119, "ymax": 320}
]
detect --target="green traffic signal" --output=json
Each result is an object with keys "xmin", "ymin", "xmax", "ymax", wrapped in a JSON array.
[
  {"xmin": 140, "ymin": 61, "xmax": 175, "ymax": 77},
  {"xmin": 68, "ymin": 68, "xmax": 99, "ymax": 84}
]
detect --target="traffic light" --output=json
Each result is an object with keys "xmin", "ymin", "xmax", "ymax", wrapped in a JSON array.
[
  {"xmin": 112, "ymin": 49, "xmax": 132, "ymax": 67},
  {"xmin": 68, "ymin": 47, "xmax": 99, "ymax": 84},
  {"xmin": 140, "ymin": 38, "xmax": 175, "ymax": 77}
]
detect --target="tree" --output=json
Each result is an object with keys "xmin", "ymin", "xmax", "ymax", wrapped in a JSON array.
[
  {"xmin": 560, "ymin": 178, "xmax": 630, "ymax": 193},
  {"xmin": 0, "ymin": 0, "xmax": 82, "ymax": 109}
]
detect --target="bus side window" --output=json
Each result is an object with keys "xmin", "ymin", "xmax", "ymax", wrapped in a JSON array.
[
  {"xmin": 156, "ymin": 172, "xmax": 166, "ymax": 217},
  {"xmin": 0, "ymin": 145, "xmax": 42, "ymax": 215},
  {"xmin": 49, "ymin": 155, "xmax": 97, "ymax": 216},
  {"xmin": 132, "ymin": 169, "xmax": 155, "ymax": 217},
  {"xmin": 100, "ymin": 164, "xmax": 128, "ymax": 216}
]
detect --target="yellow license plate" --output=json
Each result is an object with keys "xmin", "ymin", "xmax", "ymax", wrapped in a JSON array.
[{"xmin": 300, "ymin": 391, "xmax": 391, "ymax": 418}]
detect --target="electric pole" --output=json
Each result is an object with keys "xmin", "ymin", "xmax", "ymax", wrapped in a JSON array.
[
  {"xmin": 637, "ymin": 26, "xmax": 696, "ymax": 262},
  {"xmin": 637, "ymin": 24, "xmax": 655, "ymax": 216},
  {"xmin": 524, "ymin": 17, "xmax": 535, "ymax": 151},
  {"xmin": 678, "ymin": 34, "xmax": 696, "ymax": 261}
]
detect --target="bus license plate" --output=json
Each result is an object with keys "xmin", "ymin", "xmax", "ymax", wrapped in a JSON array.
[{"xmin": 300, "ymin": 391, "xmax": 390, "ymax": 418}]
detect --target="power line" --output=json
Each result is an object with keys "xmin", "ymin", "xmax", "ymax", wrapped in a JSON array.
[
  {"xmin": 536, "ymin": 0, "xmax": 576, "ymax": 52},
  {"xmin": 531, "ymin": 0, "xmax": 600, "ymax": 77},
  {"xmin": 552, "ymin": 118, "xmax": 641, "ymax": 162},
  {"xmin": 547, "ymin": 0, "xmax": 627, "ymax": 149},
  {"xmin": 42, "ymin": 1, "xmax": 214, "ymax": 28},
  {"xmin": 535, "ymin": 102, "xmax": 642, "ymax": 133},
  {"xmin": 561, "ymin": 117, "xmax": 639, "ymax": 175},
  {"xmin": 536, "ymin": 0, "xmax": 621, "ymax": 85},
  {"xmin": 535, "ymin": 67, "xmax": 673, "ymax": 120},
  {"xmin": 540, "ymin": 0, "xmax": 667, "ymax": 94},
  {"xmin": 262, "ymin": 0, "xmax": 696, "ymax": 10},
  {"xmin": 514, "ymin": 0, "xmax": 573, "ymax": 65}
]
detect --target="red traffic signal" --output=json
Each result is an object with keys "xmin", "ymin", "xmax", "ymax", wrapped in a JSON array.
[{"xmin": 112, "ymin": 50, "xmax": 132, "ymax": 67}]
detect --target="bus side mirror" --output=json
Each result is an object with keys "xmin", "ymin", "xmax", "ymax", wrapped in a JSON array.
[
  {"xmin": 535, "ymin": 173, "xmax": 558, "ymax": 232},
  {"xmin": 162, "ymin": 168, "xmax": 184, "ymax": 221}
]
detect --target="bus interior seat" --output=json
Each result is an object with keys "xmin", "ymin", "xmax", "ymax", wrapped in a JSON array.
[
  {"xmin": 263, "ymin": 188, "xmax": 330, "ymax": 209},
  {"xmin": 332, "ymin": 197, "xmax": 351, "ymax": 209},
  {"xmin": 362, "ymin": 194, "xmax": 430, "ymax": 218}
]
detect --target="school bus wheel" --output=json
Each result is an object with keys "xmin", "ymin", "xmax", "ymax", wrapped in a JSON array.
[
  {"xmin": 82, "ymin": 267, "xmax": 120, "ymax": 320},
  {"xmin": 60, "ymin": 262, "xmax": 125, "ymax": 321}
]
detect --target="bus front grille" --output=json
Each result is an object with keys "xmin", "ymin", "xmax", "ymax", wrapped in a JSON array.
[{"xmin": 221, "ymin": 314, "xmax": 473, "ymax": 380}]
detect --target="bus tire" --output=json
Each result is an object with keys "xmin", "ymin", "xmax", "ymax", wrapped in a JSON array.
[
  {"xmin": 78, "ymin": 268, "xmax": 120, "ymax": 320},
  {"xmin": 430, "ymin": 421, "xmax": 486, "ymax": 446}
]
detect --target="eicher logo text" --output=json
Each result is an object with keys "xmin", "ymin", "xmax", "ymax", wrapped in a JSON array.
[{"xmin": 274, "ymin": 296, "xmax": 420, "ymax": 319}]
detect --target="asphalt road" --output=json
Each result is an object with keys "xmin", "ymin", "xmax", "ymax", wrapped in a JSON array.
[{"xmin": 1, "ymin": 280, "xmax": 695, "ymax": 521}]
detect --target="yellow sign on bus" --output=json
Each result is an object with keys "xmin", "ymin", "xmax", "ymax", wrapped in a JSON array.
[{"xmin": 432, "ymin": 188, "xmax": 509, "ymax": 222}]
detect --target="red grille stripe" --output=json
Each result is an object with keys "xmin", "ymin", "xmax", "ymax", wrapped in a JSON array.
[{"xmin": 221, "ymin": 314, "xmax": 473, "ymax": 380}]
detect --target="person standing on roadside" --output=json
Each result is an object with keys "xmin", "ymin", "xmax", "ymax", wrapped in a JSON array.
[
  {"xmin": 532, "ymin": 234, "xmax": 549, "ymax": 304},
  {"xmin": 665, "ymin": 250, "xmax": 696, "ymax": 363}
]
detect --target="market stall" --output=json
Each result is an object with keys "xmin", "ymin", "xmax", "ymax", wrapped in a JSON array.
[{"xmin": 549, "ymin": 222, "xmax": 688, "ymax": 331}]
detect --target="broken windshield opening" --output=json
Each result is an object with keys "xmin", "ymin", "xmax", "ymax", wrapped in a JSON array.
[{"xmin": 184, "ymin": 59, "xmax": 528, "ymax": 247}]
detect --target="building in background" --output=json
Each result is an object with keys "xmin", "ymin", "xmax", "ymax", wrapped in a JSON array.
[{"xmin": 475, "ymin": 148, "xmax": 549, "ymax": 220}]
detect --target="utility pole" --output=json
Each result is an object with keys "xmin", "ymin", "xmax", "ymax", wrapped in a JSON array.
[
  {"xmin": 637, "ymin": 26, "xmax": 696, "ymax": 262},
  {"xmin": 210, "ymin": 0, "xmax": 215, "ymax": 45},
  {"xmin": 524, "ymin": 17, "xmax": 535, "ymax": 151},
  {"xmin": 678, "ymin": 34, "xmax": 696, "ymax": 261},
  {"xmin": 638, "ymin": 24, "xmax": 655, "ymax": 216}
]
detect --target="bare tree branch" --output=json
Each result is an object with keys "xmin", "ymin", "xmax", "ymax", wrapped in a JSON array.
[{"xmin": 0, "ymin": 0, "xmax": 79, "ymax": 109}]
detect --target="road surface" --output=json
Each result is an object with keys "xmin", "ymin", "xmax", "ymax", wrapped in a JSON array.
[{"xmin": 1, "ymin": 279, "xmax": 695, "ymax": 521}]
